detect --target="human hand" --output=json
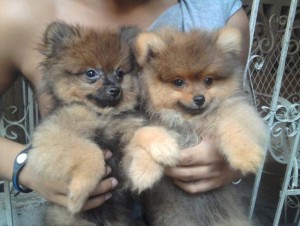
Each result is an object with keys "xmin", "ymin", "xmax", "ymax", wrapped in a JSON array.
[
  {"xmin": 164, "ymin": 137, "xmax": 241, "ymax": 194},
  {"xmin": 20, "ymin": 150, "xmax": 118, "ymax": 211}
]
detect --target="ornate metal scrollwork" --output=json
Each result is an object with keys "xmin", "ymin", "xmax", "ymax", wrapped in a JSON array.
[
  {"xmin": 1, "ymin": 104, "xmax": 32, "ymax": 143},
  {"xmin": 262, "ymin": 103, "xmax": 300, "ymax": 164}
]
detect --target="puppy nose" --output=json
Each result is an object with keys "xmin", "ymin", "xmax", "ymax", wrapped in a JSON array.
[
  {"xmin": 107, "ymin": 87, "xmax": 120, "ymax": 98},
  {"xmin": 193, "ymin": 95, "xmax": 205, "ymax": 106}
]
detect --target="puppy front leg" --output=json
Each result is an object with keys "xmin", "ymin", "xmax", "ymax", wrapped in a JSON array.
[
  {"xmin": 30, "ymin": 132, "xmax": 106, "ymax": 214},
  {"xmin": 28, "ymin": 106, "xmax": 106, "ymax": 214},
  {"xmin": 66, "ymin": 138, "xmax": 106, "ymax": 214},
  {"xmin": 123, "ymin": 126, "xmax": 179, "ymax": 193},
  {"xmin": 217, "ymin": 113, "xmax": 265, "ymax": 175}
]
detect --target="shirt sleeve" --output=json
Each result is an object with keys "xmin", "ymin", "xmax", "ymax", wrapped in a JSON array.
[
  {"xmin": 226, "ymin": 0, "xmax": 243, "ymax": 20},
  {"xmin": 180, "ymin": 0, "xmax": 243, "ymax": 31}
]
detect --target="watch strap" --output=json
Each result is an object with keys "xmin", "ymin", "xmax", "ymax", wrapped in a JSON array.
[{"xmin": 12, "ymin": 146, "xmax": 33, "ymax": 193}]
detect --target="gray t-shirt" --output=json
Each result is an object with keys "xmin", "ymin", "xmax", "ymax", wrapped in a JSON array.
[{"xmin": 148, "ymin": 0, "xmax": 242, "ymax": 31}]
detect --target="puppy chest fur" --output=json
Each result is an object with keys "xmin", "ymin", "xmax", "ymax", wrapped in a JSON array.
[
  {"xmin": 28, "ymin": 22, "xmax": 144, "ymax": 226},
  {"xmin": 131, "ymin": 27, "xmax": 267, "ymax": 226}
]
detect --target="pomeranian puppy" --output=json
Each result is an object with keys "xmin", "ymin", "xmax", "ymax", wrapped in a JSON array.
[
  {"xmin": 124, "ymin": 27, "xmax": 267, "ymax": 226},
  {"xmin": 26, "ymin": 22, "xmax": 179, "ymax": 226}
]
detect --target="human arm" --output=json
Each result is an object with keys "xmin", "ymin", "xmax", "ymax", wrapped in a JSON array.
[
  {"xmin": 0, "ymin": 2, "xmax": 116, "ymax": 210},
  {"xmin": 21, "ymin": 149, "xmax": 117, "ymax": 211},
  {"xmin": 164, "ymin": 7, "xmax": 249, "ymax": 194},
  {"xmin": 0, "ymin": 137, "xmax": 117, "ymax": 210},
  {"xmin": 164, "ymin": 137, "xmax": 242, "ymax": 194},
  {"xmin": 226, "ymin": 7, "xmax": 250, "ymax": 67}
]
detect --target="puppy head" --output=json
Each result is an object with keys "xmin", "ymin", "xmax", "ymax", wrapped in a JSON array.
[
  {"xmin": 39, "ymin": 21, "xmax": 140, "ymax": 113},
  {"xmin": 134, "ymin": 27, "xmax": 243, "ymax": 118}
]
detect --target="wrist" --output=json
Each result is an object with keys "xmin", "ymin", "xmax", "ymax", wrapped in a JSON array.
[
  {"xmin": 0, "ymin": 137, "xmax": 26, "ymax": 181},
  {"xmin": 12, "ymin": 146, "xmax": 33, "ymax": 193},
  {"xmin": 18, "ymin": 164, "xmax": 33, "ymax": 191}
]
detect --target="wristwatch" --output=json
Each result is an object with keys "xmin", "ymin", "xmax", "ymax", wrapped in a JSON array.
[{"xmin": 12, "ymin": 146, "xmax": 33, "ymax": 193}]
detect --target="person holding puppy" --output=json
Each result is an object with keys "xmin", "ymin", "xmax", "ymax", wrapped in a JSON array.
[{"xmin": 0, "ymin": 0, "xmax": 249, "ymax": 214}]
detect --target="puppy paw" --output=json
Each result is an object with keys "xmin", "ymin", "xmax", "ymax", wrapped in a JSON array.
[
  {"xmin": 148, "ymin": 138, "xmax": 180, "ymax": 167},
  {"xmin": 131, "ymin": 126, "xmax": 180, "ymax": 166},
  {"xmin": 67, "ymin": 181, "xmax": 92, "ymax": 213},
  {"xmin": 67, "ymin": 153, "xmax": 106, "ymax": 213},
  {"xmin": 123, "ymin": 147, "xmax": 164, "ymax": 193},
  {"xmin": 226, "ymin": 144, "xmax": 264, "ymax": 175}
]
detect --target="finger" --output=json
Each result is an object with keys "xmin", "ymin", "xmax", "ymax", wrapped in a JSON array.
[
  {"xmin": 104, "ymin": 150, "xmax": 112, "ymax": 160},
  {"xmin": 105, "ymin": 166, "xmax": 112, "ymax": 176},
  {"xmin": 90, "ymin": 177, "xmax": 118, "ymax": 196},
  {"xmin": 179, "ymin": 141, "xmax": 223, "ymax": 166},
  {"xmin": 173, "ymin": 177, "xmax": 222, "ymax": 194},
  {"xmin": 81, "ymin": 193, "xmax": 112, "ymax": 211},
  {"xmin": 45, "ymin": 178, "xmax": 117, "ymax": 210},
  {"xmin": 165, "ymin": 165, "xmax": 221, "ymax": 182},
  {"xmin": 179, "ymin": 145, "xmax": 204, "ymax": 166}
]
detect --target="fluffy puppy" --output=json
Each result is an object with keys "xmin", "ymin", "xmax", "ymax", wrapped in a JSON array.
[
  {"xmin": 126, "ymin": 28, "xmax": 267, "ymax": 226},
  {"xmin": 27, "ymin": 22, "xmax": 178, "ymax": 226}
]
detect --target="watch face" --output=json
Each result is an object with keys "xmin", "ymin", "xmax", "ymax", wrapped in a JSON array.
[{"xmin": 17, "ymin": 153, "xmax": 27, "ymax": 164}]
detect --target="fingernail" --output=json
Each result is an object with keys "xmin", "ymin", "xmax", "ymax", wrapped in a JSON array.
[
  {"xmin": 111, "ymin": 178, "xmax": 118, "ymax": 188},
  {"xmin": 106, "ymin": 166, "xmax": 112, "ymax": 175},
  {"xmin": 105, "ymin": 151, "xmax": 112, "ymax": 159},
  {"xmin": 105, "ymin": 193, "xmax": 112, "ymax": 200}
]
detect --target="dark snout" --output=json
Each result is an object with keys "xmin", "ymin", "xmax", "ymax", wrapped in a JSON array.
[
  {"xmin": 193, "ymin": 95, "xmax": 205, "ymax": 107},
  {"xmin": 107, "ymin": 86, "xmax": 121, "ymax": 98},
  {"xmin": 87, "ymin": 84, "xmax": 123, "ymax": 107}
]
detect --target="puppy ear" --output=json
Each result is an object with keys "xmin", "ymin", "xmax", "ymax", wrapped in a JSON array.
[
  {"xmin": 120, "ymin": 26, "xmax": 141, "ymax": 43},
  {"xmin": 216, "ymin": 27, "xmax": 241, "ymax": 55},
  {"xmin": 134, "ymin": 32, "xmax": 166, "ymax": 65},
  {"xmin": 41, "ymin": 21, "xmax": 81, "ymax": 57}
]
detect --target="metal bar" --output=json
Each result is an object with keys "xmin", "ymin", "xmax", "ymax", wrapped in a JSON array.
[
  {"xmin": 4, "ymin": 182, "xmax": 13, "ymax": 226},
  {"xmin": 285, "ymin": 190, "xmax": 300, "ymax": 196},
  {"xmin": 0, "ymin": 108, "xmax": 14, "ymax": 226},
  {"xmin": 22, "ymin": 78, "xmax": 34, "ymax": 143},
  {"xmin": 274, "ymin": 124, "xmax": 300, "ymax": 225},
  {"xmin": 245, "ymin": 0, "xmax": 265, "ymax": 220},
  {"xmin": 295, "ymin": 205, "xmax": 300, "ymax": 224},
  {"xmin": 243, "ymin": 0, "xmax": 261, "ymax": 88},
  {"xmin": 248, "ymin": 0, "xmax": 299, "ymax": 221},
  {"xmin": 298, "ymin": 213, "xmax": 300, "ymax": 226},
  {"xmin": 270, "ymin": 0, "xmax": 299, "ymax": 223}
]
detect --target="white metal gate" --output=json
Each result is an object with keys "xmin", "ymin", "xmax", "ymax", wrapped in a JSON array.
[{"xmin": 244, "ymin": 0, "xmax": 300, "ymax": 225}]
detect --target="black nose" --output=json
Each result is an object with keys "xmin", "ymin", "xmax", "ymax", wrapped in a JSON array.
[
  {"xmin": 107, "ymin": 87, "xmax": 120, "ymax": 98},
  {"xmin": 193, "ymin": 95, "xmax": 205, "ymax": 106}
]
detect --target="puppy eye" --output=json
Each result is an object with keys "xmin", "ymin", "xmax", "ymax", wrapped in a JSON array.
[
  {"xmin": 204, "ymin": 77, "xmax": 213, "ymax": 86},
  {"xmin": 85, "ymin": 69, "xmax": 100, "ymax": 82},
  {"xmin": 116, "ymin": 69, "xmax": 125, "ymax": 80},
  {"xmin": 173, "ymin": 79, "xmax": 185, "ymax": 87}
]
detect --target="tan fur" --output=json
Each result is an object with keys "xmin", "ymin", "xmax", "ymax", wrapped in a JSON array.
[
  {"xmin": 134, "ymin": 27, "xmax": 266, "ymax": 177},
  {"xmin": 123, "ymin": 126, "xmax": 179, "ymax": 193},
  {"xmin": 215, "ymin": 101, "xmax": 266, "ymax": 174},
  {"xmin": 28, "ymin": 22, "xmax": 141, "ymax": 226},
  {"xmin": 129, "ymin": 27, "xmax": 267, "ymax": 226},
  {"xmin": 30, "ymin": 105, "xmax": 106, "ymax": 214},
  {"xmin": 46, "ymin": 205, "xmax": 97, "ymax": 226},
  {"xmin": 27, "ymin": 22, "xmax": 179, "ymax": 226},
  {"xmin": 216, "ymin": 27, "xmax": 242, "ymax": 54}
]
